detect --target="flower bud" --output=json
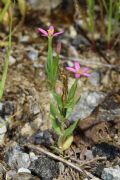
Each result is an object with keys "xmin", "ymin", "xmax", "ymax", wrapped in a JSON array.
[{"xmin": 56, "ymin": 41, "xmax": 61, "ymax": 54}]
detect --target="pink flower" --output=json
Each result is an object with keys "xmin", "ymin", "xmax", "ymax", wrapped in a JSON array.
[
  {"xmin": 38, "ymin": 26, "xmax": 64, "ymax": 37},
  {"xmin": 66, "ymin": 62, "xmax": 91, "ymax": 78}
]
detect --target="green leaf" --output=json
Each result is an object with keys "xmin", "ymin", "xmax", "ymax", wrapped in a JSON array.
[
  {"xmin": 52, "ymin": 91, "xmax": 63, "ymax": 109},
  {"xmin": 61, "ymin": 135, "xmax": 73, "ymax": 151},
  {"xmin": 62, "ymin": 119, "xmax": 80, "ymax": 141},
  {"xmin": 67, "ymin": 79, "xmax": 78, "ymax": 103},
  {"xmin": 65, "ymin": 105, "xmax": 74, "ymax": 119},
  {"xmin": 50, "ymin": 103, "xmax": 62, "ymax": 135},
  {"xmin": 51, "ymin": 117, "xmax": 62, "ymax": 135},
  {"xmin": 50, "ymin": 103, "xmax": 59, "ymax": 119}
]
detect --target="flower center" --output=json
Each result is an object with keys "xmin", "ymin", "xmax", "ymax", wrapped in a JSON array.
[
  {"xmin": 47, "ymin": 29, "xmax": 54, "ymax": 36},
  {"xmin": 77, "ymin": 69, "xmax": 84, "ymax": 75}
]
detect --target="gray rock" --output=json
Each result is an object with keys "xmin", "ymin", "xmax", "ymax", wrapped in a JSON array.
[
  {"xmin": 69, "ymin": 91, "xmax": 105, "ymax": 121},
  {"xmin": 84, "ymin": 150, "xmax": 93, "ymax": 161},
  {"xmin": 32, "ymin": 130, "xmax": 54, "ymax": 147},
  {"xmin": 19, "ymin": 35, "xmax": 30, "ymax": 43},
  {"xmin": 2, "ymin": 101, "xmax": 15, "ymax": 117},
  {"xmin": 9, "ymin": 56, "xmax": 16, "ymax": 65},
  {"xmin": 96, "ymin": 93, "xmax": 120, "ymax": 122},
  {"xmin": 5, "ymin": 143, "xmax": 31, "ymax": 170},
  {"xmin": 0, "ymin": 117, "xmax": 7, "ymax": 134},
  {"xmin": 18, "ymin": 168, "xmax": 31, "ymax": 174},
  {"xmin": 0, "ymin": 163, "xmax": 7, "ymax": 179},
  {"xmin": 27, "ymin": 48, "xmax": 39, "ymax": 61},
  {"xmin": 89, "ymin": 71, "xmax": 101, "ymax": 87},
  {"xmin": 29, "ymin": 155, "xmax": 59, "ymax": 180},
  {"xmin": 27, "ymin": 0, "xmax": 62, "ymax": 10},
  {"xmin": 29, "ymin": 152, "xmax": 38, "ymax": 162},
  {"xmin": 6, "ymin": 170, "xmax": 17, "ymax": 180},
  {"xmin": 6, "ymin": 171, "xmax": 39, "ymax": 180},
  {"xmin": 101, "ymin": 166, "xmax": 120, "ymax": 180},
  {"xmin": 0, "ymin": 134, "xmax": 5, "ymax": 145},
  {"xmin": 0, "ymin": 117, "xmax": 7, "ymax": 145}
]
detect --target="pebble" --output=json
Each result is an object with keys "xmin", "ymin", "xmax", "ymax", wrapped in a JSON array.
[
  {"xmin": 6, "ymin": 170, "xmax": 39, "ymax": 180},
  {"xmin": 0, "ymin": 117, "xmax": 7, "ymax": 134},
  {"xmin": 9, "ymin": 56, "xmax": 16, "ymax": 65},
  {"xmin": 27, "ymin": 0, "xmax": 62, "ymax": 9},
  {"xmin": 0, "ymin": 117, "xmax": 7, "ymax": 145},
  {"xmin": 29, "ymin": 152, "xmax": 38, "ymax": 162},
  {"xmin": 0, "ymin": 163, "xmax": 7, "ymax": 179},
  {"xmin": 101, "ymin": 166, "xmax": 120, "ymax": 180},
  {"xmin": 19, "ymin": 35, "xmax": 30, "ymax": 43},
  {"xmin": 18, "ymin": 168, "xmax": 31, "ymax": 174},
  {"xmin": 6, "ymin": 170, "xmax": 17, "ymax": 180},
  {"xmin": 32, "ymin": 130, "xmax": 54, "ymax": 147},
  {"xmin": 89, "ymin": 71, "xmax": 101, "ymax": 87},
  {"xmin": 27, "ymin": 47, "xmax": 39, "ymax": 61},
  {"xmin": 5, "ymin": 143, "xmax": 31, "ymax": 169},
  {"xmin": 92, "ymin": 142, "xmax": 120, "ymax": 160},
  {"xmin": 29, "ymin": 155, "xmax": 59, "ymax": 180}
]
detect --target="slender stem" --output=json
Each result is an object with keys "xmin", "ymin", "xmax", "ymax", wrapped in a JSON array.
[
  {"xmin": 107, "ymin": 0, "xmax": 112, "ymax": 44},
  {"xmin": 0, "ymin": 11, "xmax": 12, "ymax": 100}
]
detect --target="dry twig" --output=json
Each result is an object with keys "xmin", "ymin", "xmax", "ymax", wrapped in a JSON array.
[{"xmin": 26, "ymin": 144, "xmax": 100, "ymax": 180}]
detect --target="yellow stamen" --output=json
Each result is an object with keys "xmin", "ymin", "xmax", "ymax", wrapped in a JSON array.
[
  {"xmin": 47, "ymin": 29, "xmax": 54, "ymax": 36},
  {"xmin": 77, "ymin": 69, "xmax": 84, "ymax": 75}
]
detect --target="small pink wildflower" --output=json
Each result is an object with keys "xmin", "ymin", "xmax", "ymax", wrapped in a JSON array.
[
  {"xmin": 66, "ymin": 61, "xmax": 91, "ymax": 78},
  {"xmin": 38, "ymin": 26, "xmax": 64, "ymax": 37}
]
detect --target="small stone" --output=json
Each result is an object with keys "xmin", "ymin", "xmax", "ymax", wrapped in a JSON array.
[
  {"xmin": 0, "ymin": 134, "xmax": 5, "ymax": 145},
  {"xmin": 89, "ymin": 71, "xmax": 101, "ymax": 87},
  {"xmin": 0, "ymin": 102, "xmax": 3, "ymax": 114},
  {"xmin": 29, "ymin": 152, "xmax": 38, "ymax": 162},
  {"xmin": 0, "ymin": 117, "xmax": 7, "ymax": 134},
  {"xmin": 18, "ymin": 168, "xmax": 31, "ymax": 174},
  {"xmin": 9, "ymin": 56, "xmax": 16, "ymax": 65},
  {"xmin": 21, "ymin": 123, "xmax": 34, "ymax": 136},
  {"xmin": 19, "ymin": 35, "xmax": 30, "ymax": 43},
  {"xmin": 0, "ymin": 163, "xmax": 7, "ymax": 179},
  {"xmin": 6, "ymin": 171, "xmax": 39, "ymax": 180},
  {"xmin": 27, "ymin": 48, "xmax": 39, "ymax": 61},
  {"xmin": 92, "ymin": 142, "xmax": 120, "ymax": 160},
  {"xmin": 6, "ymin": 170, "xmax": 17, "ymax": 180},
  {"xmin": 5, "ymin": 143, "xmax": 31, "ymax": 169},
  {"xmin": 101, "ymin": 166, "xmax": 120, "ymax": 180},
  {"xmin": 29, "ymin": 155, "xmax": 59, "ymax": 180},
  {"xmin": 84, "ymin": 150, "xmax": 93, "ymax": 161},
  {"xmin": 32, "ymin": 130, "xmax": 54, "ymax": 147},
  {"xmin": 2, "ymin": 101, "xmax": 15, "ymax": 117}
]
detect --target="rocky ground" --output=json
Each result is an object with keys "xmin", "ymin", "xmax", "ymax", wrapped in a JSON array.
[{"xmin": 0, "ymin": 0, "xmax": 120, "ymax": 180}]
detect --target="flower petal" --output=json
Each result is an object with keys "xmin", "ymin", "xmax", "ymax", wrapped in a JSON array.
[
  {"xmin": 83, "ymin": 67, "xmax": 90, "ymax": 72},
  {"xmin": 66, "ymin": 67, "xmax": 76, "ymax": 73},
  {"xmin": 48, "ymin": 26, "xmax": 54, "ymax": 31},
  {"xmin": 38, "ymin": 28, "xmax": 48, "ymax": 36},
  {"xmin": 75, "ymin": 73, "xmax": 81, "ymax": 78},
  {"xmin": 74, "ymin": 62, "xmax": 80, "ymax": 71},
  {"xmin": 53, "ymin": 30, "xmax": 64, "ymax": 37},
  {"xmin": 82, "ymin": 73, "xmax": 91, "ymax": 77}
]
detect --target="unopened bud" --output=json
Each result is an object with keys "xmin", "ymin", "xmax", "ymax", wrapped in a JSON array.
[{"xmin": 56, "ymin": 41, "xmax": 61, "ymax": 54}]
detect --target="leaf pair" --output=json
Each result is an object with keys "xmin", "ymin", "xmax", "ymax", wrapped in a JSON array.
[{"xmin": 65, "ymin": 79, "xmax": 80, "ymax": 118}]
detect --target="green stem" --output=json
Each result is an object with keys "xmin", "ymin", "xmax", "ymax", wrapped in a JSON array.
[
  {"xmin": 47, "ymin": 37, "xmax": 53, "ymax": 87},
  {"xmin": 0, "ymin": 12, "xmax": 12, "ymax": 100}
]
